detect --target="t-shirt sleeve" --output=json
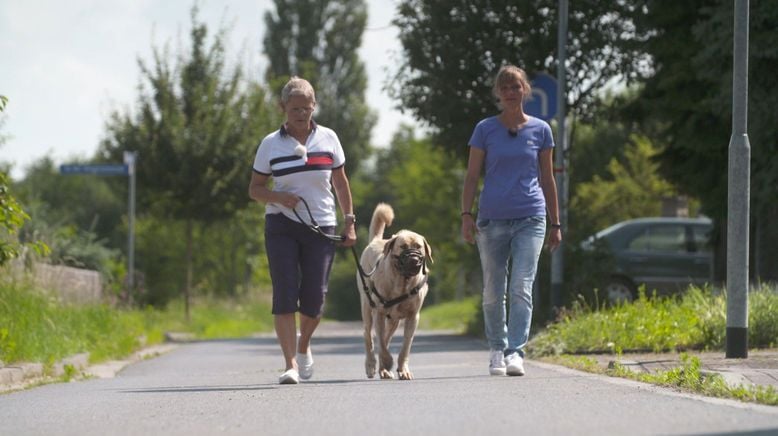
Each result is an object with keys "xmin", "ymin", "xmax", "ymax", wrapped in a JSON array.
[
  {"xmin": 331, "ymin": 131, "xmax": 346, "ymax": 169},
  {"xmin": 542, "ymin": 121, "xmax": 555, "ymax": 149},
  {"xmin": 468, "ymin": 120, "xmax": 486, "ymax": 149},
  {"xmin": 253, "ymin": 139, "xmax": 272, "ymax": 175}
]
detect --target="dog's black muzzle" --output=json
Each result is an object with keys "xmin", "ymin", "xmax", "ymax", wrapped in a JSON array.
[{"xmin": 394, "ymin": 248, "xmax": 425, "ymax": 277}]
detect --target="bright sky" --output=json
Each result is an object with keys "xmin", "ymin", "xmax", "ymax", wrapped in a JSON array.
[{"xmin": 0, "ymin": 0, "xmax": 417, "ymax": 179}]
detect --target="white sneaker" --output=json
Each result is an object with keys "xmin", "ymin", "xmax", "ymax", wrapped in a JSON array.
[
  {"xmin": 489, "ymin": 350, "xmax": 507, "ymax": 376},
  {"xmin": 279, "ymin": 368, "xmax": 300, "ymax": 384},
  {"xmin": 297, "ymin": 350, "xmax": 314, "ymax": 380},
  {"xmin": 505, "ymin": 352, "xmax": 525, "ymax": 376}
]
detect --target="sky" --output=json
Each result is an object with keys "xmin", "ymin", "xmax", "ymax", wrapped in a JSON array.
[{"xmin": 0, "ymin": 0, "xmax": 418, "ymax": 180}]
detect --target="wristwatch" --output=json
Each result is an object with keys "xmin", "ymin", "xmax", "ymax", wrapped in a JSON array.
[{"xmin": 344, "ymin": 213, "xmax": 357, "ymax": 224}]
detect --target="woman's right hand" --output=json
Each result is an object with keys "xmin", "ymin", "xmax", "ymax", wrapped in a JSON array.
[
  {"xmin": 461, "ymin": 214, "xmax": 477, "ymax": 244},
  {"xmin": 275, "ymin": 192, "xmax": 300, "ymax": 209}
]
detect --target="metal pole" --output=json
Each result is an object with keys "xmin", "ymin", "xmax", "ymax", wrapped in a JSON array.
[
  {"xmin": 124, "ymin": 151, "xmax": 137, "ymax": 293},
  {"xmin": 726, "ymin": 0, "xmax": 750, "ymax": 359},
  {"xmin": 551, "ymin": 0, "xmax": 568, "ymax": 313}
]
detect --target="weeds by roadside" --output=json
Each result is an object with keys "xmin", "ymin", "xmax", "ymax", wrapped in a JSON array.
[
  {"xmin": 530, "ymin": 283, "xmax": 778, "ymax": 407},
  {"xmin": 542, "ymin": 354, "xmax": 778, "ymax": 407},
  {"xmin": 527, "ymin": 284, "xmax": 778, "ymax": 356}
]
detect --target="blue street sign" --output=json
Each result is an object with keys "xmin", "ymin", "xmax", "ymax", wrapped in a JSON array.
[
  {"xmin": 524, "ymin": 73, "xmax": 558, "ymax": 121},
  {"xmin": 59, "ymin": 164, "xmax": 128, "ymax": 176}
]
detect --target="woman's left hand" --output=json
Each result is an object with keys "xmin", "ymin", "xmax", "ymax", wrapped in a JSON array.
[
  {"xmin": 339, "ymin": 222, "xmax": 357, "ymax": 247},
  {"xmin": 546, "ymin": 227, "xmax": 562, "ymax": 252}
]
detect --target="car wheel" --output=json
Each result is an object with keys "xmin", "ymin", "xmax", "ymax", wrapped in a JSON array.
[{"xmin": 604, "ymin": 278, "xmax": 635, "ymax": 305}]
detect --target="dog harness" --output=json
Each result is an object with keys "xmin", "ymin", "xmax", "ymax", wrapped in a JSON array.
[{"xmin": 290, "ymin": 197, "xmax": 429, "ymax": 310}]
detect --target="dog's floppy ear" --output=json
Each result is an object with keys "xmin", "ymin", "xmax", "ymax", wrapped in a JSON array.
[
  {"xmin": 423, "ymin": 238, "xmax": 433, "ymax": 264},
  {"xmin": 383, "ymin": 236, "xmax": 397, "ymax": 257}
]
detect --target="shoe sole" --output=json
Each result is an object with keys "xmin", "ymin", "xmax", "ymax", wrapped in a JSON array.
[
  {"xmin": 279, "ymin": 370, "xmax": 300, "ymax": 384},
  {"xmin": 279, "ymin": 376, "xmax": 299, "ymax": 384},
  {"xmin": 506, "ymin": 366, "xmax": 525, "ymax": 376},
  {"xmin": 489, "ymin": 368, "xmax": 507, "ymax": 376}
]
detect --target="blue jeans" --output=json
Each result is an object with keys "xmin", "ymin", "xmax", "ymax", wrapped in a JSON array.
[{"xmin": 476, "ymin": 216, "xmax": 546, "ymax": 357}]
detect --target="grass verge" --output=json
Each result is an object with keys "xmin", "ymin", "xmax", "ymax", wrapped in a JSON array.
[
  {"xmin": 541, "ymin": 354, "xmax": 778, "ymax": 407},
  {"xmin": 529, "ymin": 283, "xmax": 778, "ymax": 407},
  {"xmin": 527, "ymin": 284, "xmax": 778, "ymax": 355},
  {"xmin": 0, "ymin": 279, "xmax": 273, "ymax": 368}
]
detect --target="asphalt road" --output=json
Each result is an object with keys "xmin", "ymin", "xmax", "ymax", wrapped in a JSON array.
[{"xmin": 2, "ymin": 323, "xmax": 778, "ymax": 436}]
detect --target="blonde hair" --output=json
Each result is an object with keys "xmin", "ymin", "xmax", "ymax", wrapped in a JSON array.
[
  {"xmin": 492, "ymin": 65, "xmax": 532, "ymax": 102},
  {"xmin": 281, "ymin": 76, "xmax": 316, "ymax": 105}
]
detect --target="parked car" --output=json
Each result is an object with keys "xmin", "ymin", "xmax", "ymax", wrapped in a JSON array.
[{"xmin": 581, "ymin": 217, "xmax": 714, "ymax": 304}]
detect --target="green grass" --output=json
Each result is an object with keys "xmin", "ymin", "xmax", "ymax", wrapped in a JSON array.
[
  {"xmin": 527, "ymin": 284, "xmax": 778, "ymax": 356},
  {"xmin": 419, "ymin": 296, "xmax": 480, "ymax": 332},
  {"xmin": 0, "ymin": 279, "xmax": 273, "ymax": 367},
  {"xmin": 531, "ymin": 283, "xmax": 778, "ymax": 407}
]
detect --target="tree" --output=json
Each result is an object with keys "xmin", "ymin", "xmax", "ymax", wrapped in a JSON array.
[
  {"xmin": 98, "ymin": 8, "xmax": 281, "ymax": 317},
  {"xmin": 16, "ymin": 158, "xmax": 125, "ymax": 247},
  {"xmin": 391, "ymin": 0, "xmax": 650, "ymax": 159},
  {"xmin": 570, "ymin": 135, "xmax": 681, "ymax": 239},
  {"xmin": 263, "ymin": 0, "xmax": 376, "ymax": 173},
  {"xmin": 0, "ymin": 171, "xmax": 31, "ymax": 266},
  {"xmin": 620, "ymin": 0, "xmax": 778, "ymax": 281},
  {"xmin": 0, "ymin": 97, "xmax": 47, "ymax": 266}
]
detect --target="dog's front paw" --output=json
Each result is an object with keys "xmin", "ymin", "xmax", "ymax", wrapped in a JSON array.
[
  {"xmin": 398, "ymin": 367, "xmax": 414, "ymax": 380},
  {"xmin": 379, "ymin": 369, "xmax": 396, "ymax": 380},
  {"xmin": 366, "ymin": 355, "xmax": 377, "ymax": 378}
]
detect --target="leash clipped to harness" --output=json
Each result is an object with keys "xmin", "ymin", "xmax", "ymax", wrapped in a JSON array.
[{"xmin": 292, "ymin": 197, "xmax": 428, "ymax": 310}]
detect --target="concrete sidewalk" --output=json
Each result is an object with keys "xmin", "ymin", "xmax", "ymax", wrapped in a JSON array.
[{"xmin": 584, "ymin": 349, "xmax": 778, "ymax": 391}]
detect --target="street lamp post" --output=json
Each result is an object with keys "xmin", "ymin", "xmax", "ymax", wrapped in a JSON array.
[{"xmin": 726, "ymin": 0, "xmax": 750, "ymax": 359}]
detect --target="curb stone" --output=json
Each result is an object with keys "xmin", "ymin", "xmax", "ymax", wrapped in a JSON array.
[{"xmin": 0, "ymin": 344, "xmax": 178, "ymax": 393}]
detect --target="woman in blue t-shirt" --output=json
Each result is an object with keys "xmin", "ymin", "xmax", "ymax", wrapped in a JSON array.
[{"xmin": 461, "ymin": 65, "xmax": 562, "ymax": 377}]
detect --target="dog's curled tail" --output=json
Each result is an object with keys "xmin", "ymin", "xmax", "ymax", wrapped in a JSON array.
[{"xmin": 369, "ymin": 203, "xmax": 394, "ymax": 242}]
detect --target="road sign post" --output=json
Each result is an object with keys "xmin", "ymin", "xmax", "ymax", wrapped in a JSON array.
[
  {"xmin": 60, "ymin": 155, "xmax": 137, "ymax": 294},
  {"xmin": 123, "ymin": 152, "xmax": 137, "ymax": 293}
]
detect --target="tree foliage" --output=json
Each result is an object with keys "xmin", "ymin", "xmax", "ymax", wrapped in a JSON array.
[
  {"xmin": 16, "ymin": 158, "xmax": 125, "ymax": 247},
  {"xmin": 620, "ymin": 0, "xmax": 778, "ymax": 280},
  {"xmin": 391, "ymin": 0, "xmax": 650, "ymax": 158},
  {"xmin": 98, "ymin": 8, "xmax": 280, "ymax": 311},
  {"xmin": 570, "ymin": 135, "xmax": 680, "ymax": 239},
  {"xmin": 263, "ymin": 0, "xmax": 376, "ymax": 173},
  {"xmin": 0, "ymin": 98, "xmax": 47, "ymax": 266},
  {"xmin": 0, "ymin": 171, "xmax": 31, "ymax": 266}
]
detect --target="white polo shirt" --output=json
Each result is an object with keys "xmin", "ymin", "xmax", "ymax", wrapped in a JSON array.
[{"xmin": 253, "ymin": 123, "xmax": 345, "ymax": 226}]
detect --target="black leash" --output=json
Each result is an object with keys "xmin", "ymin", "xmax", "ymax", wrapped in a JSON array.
[
  {"xmin": 291, "ymin": 197, "xmax": 427, "ymax": 310},
  {"xmin": 290, "ymin": 198, "xmax": 379, "ymax": 307}
]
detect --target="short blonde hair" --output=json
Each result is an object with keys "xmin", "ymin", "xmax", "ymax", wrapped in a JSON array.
[
  {"xmin": 281, "ymin": 76, "xmax": 316, "ymax": 105},
  {"xmin": 492, "ymin": 65, "xmax": 532, "ymax": 102}
]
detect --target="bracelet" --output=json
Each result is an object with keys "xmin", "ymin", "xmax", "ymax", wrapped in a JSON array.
[
  {"xmin": 550, "ymin": 223, "xmax": 562, "ymax": 229},
  {"xmin": 461, "ymin": 211, "xmax": 472, "ymax": 216}
]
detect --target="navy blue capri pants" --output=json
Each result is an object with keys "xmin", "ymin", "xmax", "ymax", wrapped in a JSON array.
[{"xmin": 264, "ymin": 213, "xmax": 336, "ymax": 318}]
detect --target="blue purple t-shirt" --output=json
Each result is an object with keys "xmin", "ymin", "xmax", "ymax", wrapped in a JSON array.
[{"xmin": 468, "ymin": 115, "xmax": 555, "ymax": 220}]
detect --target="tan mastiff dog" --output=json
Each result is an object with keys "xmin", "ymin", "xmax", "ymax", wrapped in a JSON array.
[{"xmin": 357, "ymin": 203, "xmax": 433, "ymax": 380}]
